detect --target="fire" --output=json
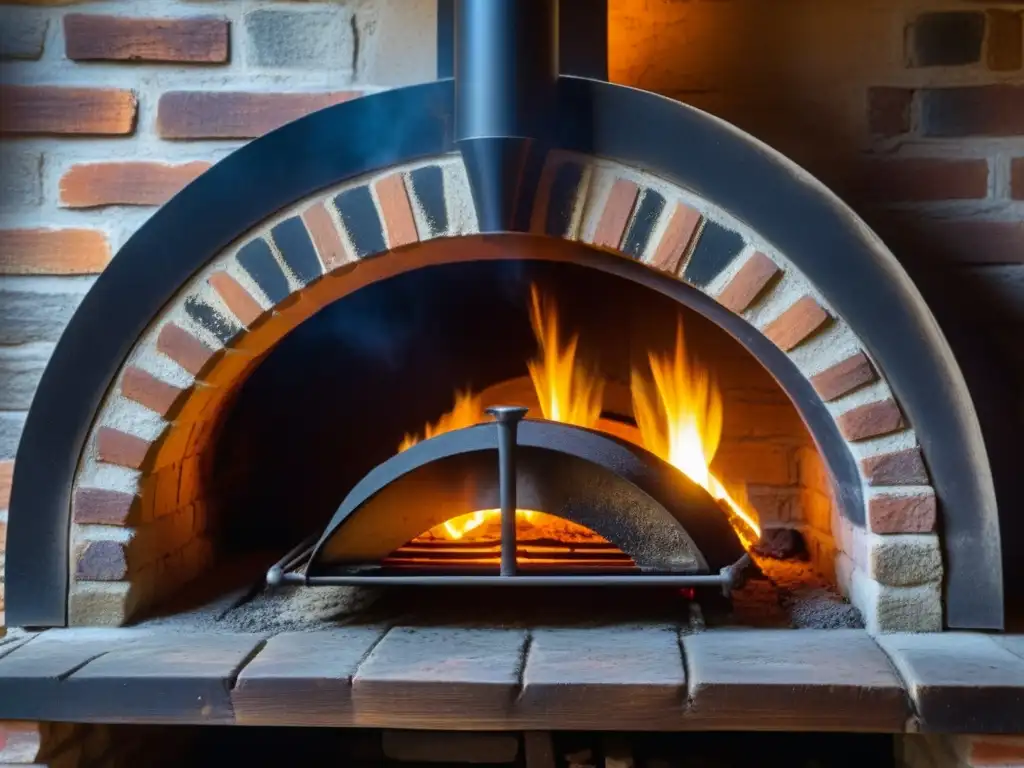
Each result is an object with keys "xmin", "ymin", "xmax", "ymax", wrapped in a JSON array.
[
  {"xmin": 397, "ymin": 286, "xmax": 759, "ymax": 551},
  {"xmin": 527, "ymin": 284, "xmax": 603, "ymax": 429},
  {"xmin": 630, "ymin": 321, "xmax": 761, "ymax": 547},
  {"xmin": 398, "ymin": 389, "xmax": 484, "ymax": 452}
]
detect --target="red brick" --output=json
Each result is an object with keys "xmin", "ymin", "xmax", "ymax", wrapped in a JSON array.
[
  {"xmin": 121, "ymin": 366, "xmax": 185, "ymax": 418},
  {"xmin": 0, "ymin": 460, "xmax": 12, "ymax": 510},
  {"xmin": 60, "ymin": 161, "xmax": 210, "ymax": 208},
  {"xmin": 208, "ymin": 271, "xmax": 265, "ymax": 327},
  {"xmin": 968, "ymin": 736, "xmax": 1024, "ymax": 765},
  {"xmin": 987, "ymin": 10, "xmax": 1023, "ymax": 71},
  {"xmin": 716, "ymin": 252, "xmax": 780, "ymax": 313},
  {"xmin": 837, "ymin": 399, "xmax": 904, "ymax": 441},
  {"xmin": 868, "ymin": 87, "xmax": 913, "ymax": 137},
  {"xmin": 0, "ymin": 228, "xmax": 110, "ymax": 274},
  {"xmin": 649, "ymin": 203, "xmax": 702, "ymax": 274},
  {"xmin": 592, "ymin": 179, "xmax": 639, "ymax": 249},
  {"xmin": 921, "ymin": 85, "xmax": 1024, "ymax": 137},
  {"xmin": 156, "ymin": 323, "xmax": 217, "ymax": 376},
  {"xmin": 0, "ymin": 84, "xmax": 136, "ymax": 135},
  {"xmin": 868, "ymin": 493, "xmax": 937, "ymax": 533},
  {"xmin": 374, "ymin": 173, "xmax": 418, "ymax": 249},
  {"xmin": 763, "ymin": 296, "xmax": 830, "ymax": 351},
  {"xmin": 64, "ymin": 14, "xmax": 229, "ymax": 63},
  {"xmin": 810, "ymin": 352, "xmax": 877, "ymax": 401},
  {"xmin": 157, "ymin": 91, "xmax": 361, "ymax": 139},
  {"xmin": 301, "ymin": 202, "xmax": 351, "ymax": 271},
  {"xmin": 861, "ymin": 447, "xmax": 930, "ymax": 486},
  {"xmin": 1012, "ymin": 158, "xmax": 1024, "ymax": 200},
  {"xmin": 858, "ymin": 158, "xmax": 988, "ymax": 202},
  {"xmin": 95, "ymin": 427, "xmax": 152, "ymax": 470},
  {"xmin": 73, "ymin": 487, "xmax": 139, "ymax": 526},
  {"xmin": 75, "ymin": 539, "xmax": 127, "ymax": 581}
]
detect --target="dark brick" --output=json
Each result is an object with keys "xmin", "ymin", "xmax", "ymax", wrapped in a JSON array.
[
  {"xmin": 987, "ymin": 10, "xmax": 1023, "ymax": 71},
  {"xmin": 868, "ymin": 88, "xmax": 914, "ymax": 137},
  {"xmin": 920, "ymin": 85, "xmax": 1024, "ymax": 137},
  {"xmin": 270, "ymin": 216, "xmax": 324, "ymax": 286},
  {"xmin": 236, "ymin": 238, "xmax": 290, "ymax": 304},
  {"xmin": 543, "ymin": 161, "xmax": 584, "ymax": 238},
  {"xmin": 682, "ymin": 220, "xmax": 744, "ymax": 288},
  {"xmin": 64, "ymin": 13, "xmax": 229, "ymax": 63},
  {"xmin": 0, "ymin": 85, "xmax": 136, "ymax": 136},
  {"xmin": 73, "ymin": 487, "xmax": 139, "ymax": 526},
  {"xmin": 857, "ymin": 158, "xmax": 988, "ymax": 202},
  {"xmin": 157, "ymin": 90, "xmax": 360, "ymax": 140},
  {"xmin": 907, "ymin": 12, "xmax": 985, "ymax": 67},
  {"xmin": 621, "ymin": 189, "xmax": 666, "ymax": 259},
  {"xmin": 409, "ymin": 166, "xmax": 448, "ymax": 238},
  {"xmin": 1012, "ymin": 158, "xmax": 1024, "ymax": 199},
  {"xmin": 76, "ymin": 540, "xmax": 128, "ymax": 581},
  {"xmin": 335, "ymin": 186, "xmax": 386, "ymax": 257},
  {"xmin": 184, "ymin": 296, "xmax": 241, "ymax": 345}
]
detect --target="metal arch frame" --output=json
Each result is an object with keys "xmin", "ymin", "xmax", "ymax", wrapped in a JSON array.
[
  {"xmin": 304, "ymin": 419, "xmax": 746, "ymax": 575},
  {"xmin": 5, "ymin": 77, "xmax": 1002, "ymax": 629}
]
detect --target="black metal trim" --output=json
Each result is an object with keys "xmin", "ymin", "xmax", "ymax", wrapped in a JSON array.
[{"xmin": 6, "ymin": 77, "xmax": 1002, "ymax": 629}]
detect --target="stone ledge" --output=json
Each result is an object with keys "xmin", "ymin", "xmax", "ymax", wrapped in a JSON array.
[{"xmin": 0, "ymin": 626, "xmax": 1021, "ymax": 733}]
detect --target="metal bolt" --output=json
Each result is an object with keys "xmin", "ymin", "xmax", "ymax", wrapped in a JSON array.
[{"xmin": 486, "ymin": 406, "xmax": 528, "ymax": 576}]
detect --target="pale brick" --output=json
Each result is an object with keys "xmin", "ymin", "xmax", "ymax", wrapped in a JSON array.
[
  {"xmin": 867, "ymin": 533, "xmax": 943, "ymax": 587},
  {"xmin": 0, "ymin": 148, "xmax": 42, "ymax": 208},
  {"xmin": 0, "ymin": 411, "xmax": 26, "ymax": 459},
  {"xmin": 0, "ymin": 279, "xmax": 90, "ymax": 344},
  {"xmin": 850, "ymin": 568, "xmax": 942, "ymax": 633},
  {"xmin": 0, "ymin": 8, "xmax": 47, "ymax": 60}
]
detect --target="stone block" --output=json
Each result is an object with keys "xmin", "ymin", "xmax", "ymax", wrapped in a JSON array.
[
  {"xmin": 244, "ymin": 8, "xmax": 352, "ymax": 71},
  {"xmin": 0, "ymin": 8, "xmax": 47, "ymax": 60},
  {"xmin": 867, "ymin": 532, "xmax": 943, "ymax": 586},
  {"xmin": 0, "ymin": 411, "xmax": 26, "ymax": 459},
  {"xmin": 68, "ymin": 581, "xmax": 145, "ymax": 626},
  {"xmin": 0, "ymin": 278, "xmax": 90, "ymax": 344},
  {"xmin": 907, "ymin": 12, "xmax": 985, "ymax": 67},
  {"xmin": 0, "ymin": 343, "xmax": 51, "ymax": 409},
  {"xmin": 850, "ymin": 568, "xmax": 942, "ymax": 633},
  {"xmin": 0, "ymin": 148, "xmax": 42, "ymax": 209}
]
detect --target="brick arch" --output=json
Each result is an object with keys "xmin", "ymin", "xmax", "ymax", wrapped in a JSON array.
[{"xmin": 66, "ymin": 152, "xmax": 941, "ymax": 631}]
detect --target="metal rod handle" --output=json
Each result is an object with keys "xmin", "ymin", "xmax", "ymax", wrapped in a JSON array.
[{"xmin": 487, "ymin": 405, "xmax": 529, "ymax": 577}]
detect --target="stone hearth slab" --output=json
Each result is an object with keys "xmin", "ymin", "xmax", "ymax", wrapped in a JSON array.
[
  {"xmin": 350, "ymin": 626, "xmax": 529, "ymax": 729},
  {"xmin": 1, "ymin": 625, "xmax": 1023, "ymax": 732},
  {"xmin": 876, "ymin": 632, "xmax": 1024, "ymax": 734},
  {"xmin": 681, "ymin": 629, "xmax": 909, "ymax": 731},
  {"xmin": 0, "ymin": 629, "xmax": 263, "ymax": 723},
  {"xmin": 517, "ymin": 625, "xmax": 686, "ymax": 730},
  {"xmin": 233, "ymin": 627, "xmax": 388, "ymax": 726}
]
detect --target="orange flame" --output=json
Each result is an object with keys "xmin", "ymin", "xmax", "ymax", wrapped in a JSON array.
[
  {"xmin": 398, "ymin": 389, "xmax": 484, "ymax": 452},
  {"xmin": 631, "ymin": 320, "xmax": 760, "ymax": 547},
  {"xmin": 527, "ymin": 284, "xmax": 603, "ymax": 429}
]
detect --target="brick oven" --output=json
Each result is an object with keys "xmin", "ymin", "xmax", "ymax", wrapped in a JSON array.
[{"xmin": 1, "ymin": 1, "xmax": 1023, "ymax": 767}]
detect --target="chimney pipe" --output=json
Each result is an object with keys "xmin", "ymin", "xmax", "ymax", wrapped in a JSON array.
[{"xmin": 455, "ymin": 0, "xmax": 558, "ymax": 232}]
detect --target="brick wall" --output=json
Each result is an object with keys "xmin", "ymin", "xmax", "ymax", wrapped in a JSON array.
[
  {"xmin": 0, "ymin": 0, "xmax": 435, "ymax": 624},
  {"xmin": 1, "ymin": 0, "xmax": 1022, "ymax": 620}
]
